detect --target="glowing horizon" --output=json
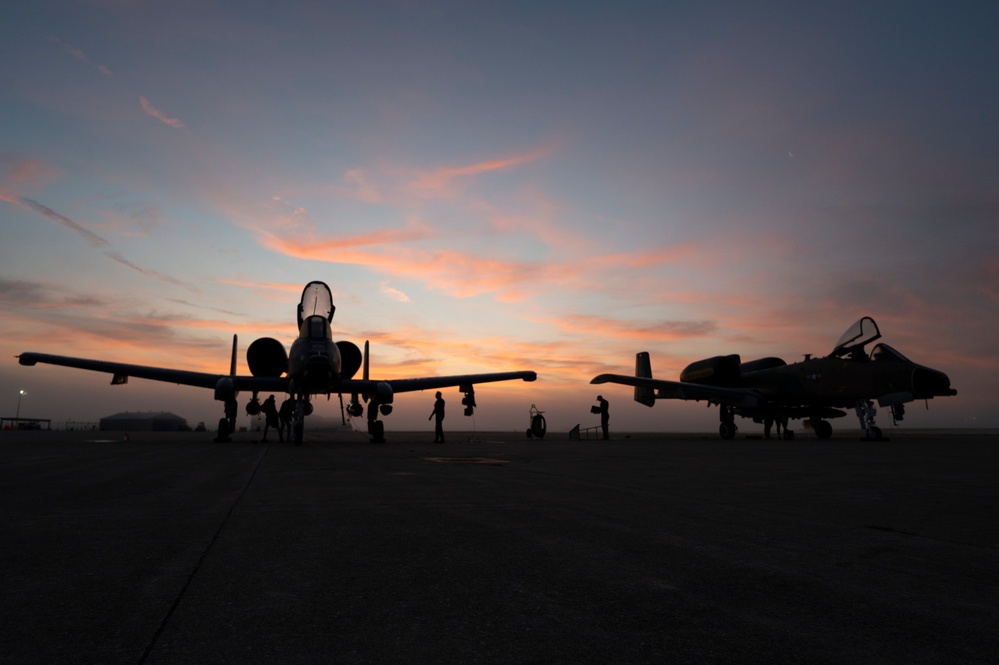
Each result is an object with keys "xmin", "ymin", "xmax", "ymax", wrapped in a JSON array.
[{"xmin": 3, "ymin": 3, "xmax": 996, "ymax": 433}]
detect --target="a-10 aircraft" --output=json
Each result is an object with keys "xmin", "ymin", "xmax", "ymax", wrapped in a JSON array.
[
  {"xmin": 591, "ymin": 317, "xmax": 956, "ymax": 440},
  {"xmin": 18, "ymin": 281, "xmax": 536, "ymax": 443}
]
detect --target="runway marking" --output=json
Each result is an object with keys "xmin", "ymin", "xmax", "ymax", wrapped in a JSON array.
[{"xmin": 424, "ymin": 456, "xmax": 510, "ymax": 465}]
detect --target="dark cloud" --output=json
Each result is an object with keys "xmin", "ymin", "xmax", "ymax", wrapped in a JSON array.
[
  {"xmin": 18, "ymin": 197, "xmax": 110, "ymax": 248},
  {"xmin": 13, "ymin": 197, "xmax": 198, "ymax": 293},
  {"xmin": 104, "ymin": 251, "xmax": 199, "ymax": 293},
  {"xmin": 165, "ymin": 298, "xmax": 244, "ymax": 319},
  {"xmin": 0, "ymin": 278, "xmax": 104, "ymax": 309}
]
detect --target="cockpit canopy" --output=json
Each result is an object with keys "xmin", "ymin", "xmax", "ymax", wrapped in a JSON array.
[
  {"xmin": 870, "ymin": 343, "xmax": 911, "ymax": 364},
  {"xmin": 830, "ymin": 316, "xmax": 882, "ymax": 358},
  {"xmin": 300, "ymin": 315, "xmax": 332, "ymax": 341},
  {"xmin": 297, "ymin": 281, "xmax": 335, "ymax": 328}
]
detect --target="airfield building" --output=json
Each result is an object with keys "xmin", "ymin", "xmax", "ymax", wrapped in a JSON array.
[{"xmin": 99, "ymin": 411, "xmax": 187, "ymax": 432}]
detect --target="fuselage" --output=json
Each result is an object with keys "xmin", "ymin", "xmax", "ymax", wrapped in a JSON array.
[
  {"xmin": 738, "ymin": 349, "xmax": 954, "ymax": 410},
  {"xmin": 288, "ymin": 314, "xmax": 341, "ymax": 394},
  {"xmin": 677, "ymin": 343, "xmax": 955, "ymax": 418}
]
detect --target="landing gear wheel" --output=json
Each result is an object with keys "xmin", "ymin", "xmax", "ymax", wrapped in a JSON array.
[
  {"xmin": 814, "ymin": 420, "xmax": 833, "ymax": 439},
  {"xmin": 370, "ymin": 420, "xmax": 385, "ymax": 443},
  {"xmin": 293, "ymin": 421, "xmax": 303, "ymax": 446},
  {"xmin": 530, "ymin": 414, "xmax": 547, "ymax": 439},
  {"xmin": 719, "ymin": 421, "xmax": 737, "ymax": 440},
  {"xmin": 867, "ymin": 426, "xmax": 883, "ymax": 441}
]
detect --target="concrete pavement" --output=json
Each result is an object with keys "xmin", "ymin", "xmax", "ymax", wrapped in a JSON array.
[{"xmin": 1, "ymin": 428, "xmax": 996, "ymax": 663}]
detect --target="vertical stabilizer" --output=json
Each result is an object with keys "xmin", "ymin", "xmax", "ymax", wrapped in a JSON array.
[
  {"xmin": 634, "ymin": 351, "xmax": 656, "ymax": 407},
  {"xmin": 229, "ymin": 334, "xmax": 238, "ymax": 376},
  {"xmin": 363, "ymin": 340, "xmax": 370, "ymax": 381}
]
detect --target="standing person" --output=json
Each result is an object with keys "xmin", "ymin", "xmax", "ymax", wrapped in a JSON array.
[
  {"xmin": 596, "ymin": 395, "xmax": 610, "ymax": 440},
  {"xmin": 775, "ymin": 410, "xmax": 789, "ymax": 440},
  {"xmin": 279, "ymin": 397, "xmax": 294, "ymax": 442},
  {"xmin": 429, "ymin": 391, "xmax": 446, "ymax": 443},
  {"xmin": 261, "ymin": 394, "xmax": 282, "ymax": 442}
]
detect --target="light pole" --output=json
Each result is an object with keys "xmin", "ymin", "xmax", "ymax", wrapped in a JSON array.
[{"xmin": 16, "ymin": 389, "xmax": 26, "ymax": 423}]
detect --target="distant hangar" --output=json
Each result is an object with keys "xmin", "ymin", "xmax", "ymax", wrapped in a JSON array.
[{"xmin": 100, "ymin": 411, "xmax": 187, "ymax": 432}]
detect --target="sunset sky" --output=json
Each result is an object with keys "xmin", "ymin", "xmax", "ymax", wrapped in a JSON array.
[{"xmin": 2, "ymin": 1, "xmax": 997, "ymax": 435}]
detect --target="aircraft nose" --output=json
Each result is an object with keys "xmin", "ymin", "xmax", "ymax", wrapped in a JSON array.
[{"xmin": 912, "ymin": 366, "xmax": 956, "ymax": 398}]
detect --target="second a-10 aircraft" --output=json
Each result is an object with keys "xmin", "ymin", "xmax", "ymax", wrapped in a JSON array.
[
  {"xmin": 592, "ymin": 317, "xmax": 957, "ymax": 440},
  {"xmin": 19, "ymin": 281, "xmax": 536, "ymax": 443}
]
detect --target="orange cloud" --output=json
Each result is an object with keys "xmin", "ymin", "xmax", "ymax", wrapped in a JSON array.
[{"xmin": 254, "ymin": 216, "xmax": 583, "ymax": 299}]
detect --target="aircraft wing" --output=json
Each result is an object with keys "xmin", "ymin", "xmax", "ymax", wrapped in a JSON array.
[
  {"xmin": 590, "ymin": 373, "xmax": 762, "ymax": 408},
  {"xmin": 17, "ymin": 352, "xmax": 289, "ymax": 393},
  {"xmin": 342, "ymin": 371, "xmax": 536, "ymax": 395}
]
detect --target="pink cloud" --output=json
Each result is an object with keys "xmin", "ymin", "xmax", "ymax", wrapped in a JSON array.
[
  {"xmin": 380, "ymin": 285, "xmax": 410, "ymax": 302},
  {"xmin": 48, "ymin": 36, "xmax": 113, "ymax": 78},
  {"xmin": 139, "ymin": 96, "xmax": 185, "ymax": 129},
  {"xmin": 0, "ymin": 156, "xmax": 60, "ymax": 197},
  {"xmin": 405, "ymin": 147, "xmax": 551, "ymax": 199},
  {"xmin": 260, "ymin": 230, "xmax": 582, "ymax": 300}
]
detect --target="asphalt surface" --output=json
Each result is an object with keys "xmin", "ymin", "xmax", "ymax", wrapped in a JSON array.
[{"xmin": 1, "ymin": 427, "xmax": 996, "ymax": 664}]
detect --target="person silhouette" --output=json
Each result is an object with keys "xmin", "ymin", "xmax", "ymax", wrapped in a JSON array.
[
  {"xmin": 279, "ymin": 397, "xmax": 294, "ymax": 441},
  {"xmin": 261, "ymin": 395, "xmax": 281, "ymax": 442},
  {"xmin": 429, "ymin": 391, "xmax": 446, "ymax": 443},
  {"xmin": 765, "ymin": 410, "xmax": 788, "ymax": 439},
  {"xmin": 596, "ymin": 395, "xmax": 610, "ymax": 440}
]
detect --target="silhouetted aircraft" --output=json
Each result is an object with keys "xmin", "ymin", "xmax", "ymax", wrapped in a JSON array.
[
  {"xmin": 591, "ymin": 317, "xmax": 956, "ymax": 440},
  {"xmin": 19, "ymin": 281, "xmax": 537, "ymax": 443}
]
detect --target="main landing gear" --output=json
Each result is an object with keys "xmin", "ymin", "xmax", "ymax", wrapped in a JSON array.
[
  {"xmin": 343, "ymin": 393, "xmax": 387, "ymax": 443},
  {"xmin": 366, "ymin": 400, "xmax": 388, "ymax": 443},
  {"xmin": 289, "ymin": 395, "xmax": 313, "ymax": 445},
  {"xmin": 856, "ymin": 399, "xmax": 885, "ymax": 441},
  {"xmin": 719, "ymin": 405, "xmax": 737, "ymax": 440},
  {"xmin": 215, "ymin": 397, "xmax": 238, "ymax": 442}
]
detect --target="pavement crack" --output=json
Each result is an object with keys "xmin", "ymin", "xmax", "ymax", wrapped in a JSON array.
[{"xmin": 137, "ymin": 446, "xmax": 269, "ymax": 664}]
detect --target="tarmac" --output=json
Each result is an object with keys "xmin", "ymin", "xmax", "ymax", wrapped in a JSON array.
[{"xmin": 1, "ymin": 427, "xmax": 997, "ymax": 664}]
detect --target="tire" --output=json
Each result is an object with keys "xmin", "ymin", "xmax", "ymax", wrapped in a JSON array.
[
  {"xmin": 531, "ymin": 414, "xmax": 547, "ymax": 439},
  {"xmin": 214, "ymin": 417, "xmax": 230, "ymax": 443}
]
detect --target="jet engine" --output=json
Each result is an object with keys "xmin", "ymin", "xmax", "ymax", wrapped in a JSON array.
[
  {"xmin": 336, "ymin": 341, "xmax": 363, "ymax": 379},
  {"xmin": 247, "ymin": 337, "xmax": 288, "ymax": 377},
  {"xmin": 680, "ymin": 354, "xmax": 741, "ymax": 386}
]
